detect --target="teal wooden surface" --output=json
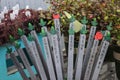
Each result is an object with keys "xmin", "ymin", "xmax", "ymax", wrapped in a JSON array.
[{"xmin": 0, "ymin": 35, "xmax": 44, "ymax": 80}]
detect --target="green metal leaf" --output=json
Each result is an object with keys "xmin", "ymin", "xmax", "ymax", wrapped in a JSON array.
[
  {"xmin": 69, "ymin": 14, "xmax": 75, "ymax": 22},
  {"xmin": 18, "ymin": 28, "xmax": 25, "ymax": 36},
  {"xmin": 106, "ymin": 22, "xmax": 113, "ymax": 31},
  {"xmin": 50, "ymin": 26, "xmax": 56, "ymax": 34},
  {"xmin": 39, "ymin": 19, "xmax": 46, "ymax": 26},
  {"xmin": 105, "ymin": 31, "xmax": 111, "ymax": 41},
  {"xmin": 68, "ymin": 27, "xmax": 74, "ymax": 35},
  {"xmin": 40, "ymin": 28, "xmax": 47, "ymax": 37},
  {"xmin": 27, "ymin": 34, "xmax": 34, "ymax": 41},
  {"xmin": 9, "ymin": 35, "xmax": 15, "ymax": 43},
  {"xmin": 6, "ymin": 47, "xmax": 12, "ymax": 53},
  {"xmin": 91, "ymin": 18, "xmax": 98, "ymax": 26},
  {"xmin": 14, "ymin": 41, "xmax": 21, "ymax": 49},
  {"xmin": 81, "ymin": 16, "xmax": 88, "ymax": 24},
  {"xmin": 80, "ymin": 25, "xmax": 87, "ymax": 34},
  {"xmin": 28, "ymin": 23, "xmax": 34, "ymax": 31}
]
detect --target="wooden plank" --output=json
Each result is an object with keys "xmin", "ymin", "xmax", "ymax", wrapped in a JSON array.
[
  {"xmin": 10, "ymin": 52, "xmax": 29, "ymax": 80},
  {"xmin": 17, "ymin": 48, "xmax": 37, "ymax": 80}
]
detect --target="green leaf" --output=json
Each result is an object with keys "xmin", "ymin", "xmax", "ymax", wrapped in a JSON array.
[
  {"xmin": 105, "ymin": 31, "xmax": 111, "ymax": 41},
  {"xmin": 81, "ymin": 16, "xmax": 88, "ymax": 24},
  {"xmin": 50, "ymin": 26, "xmax": 56, "ymax": 34},
  {"xmin": 14, "ymin": 41, "xmax": 21, "ymax": 49},
  {"xmin": 18, "ymin": 28, "xmax": 25, "ymax": 36},
  {"xmin": 27, "ymin": 34, "xmax": 34, "ymax": 41},
  {"xmin": 28, "ymin": 23, "xmax": 34, "ymax": 31},
  {"xmin": 91, "ymin": 18, "xmax": 98, "ymax": 26},
  {"xmin": 106, "ymin": 22, "xmax": 113, "ymax": 31},
  {"xmin": 80, "ymin": 25, "xmax": 87, "ymax": 34},
  {"xmin": 68, "ymin": 27, "xmax": 74, "ymax": 35},
  {"xmin": 6, "ymin": 47, "xmax": 12, "ymax": 53},
  {"xmin": 9, "ymin": 35, "xmax": 15, "ymax": 43},
  {"xmin": 40, "ymin": 28, "xmax": 47, "ymax": 37},
  {"xmin": 69, "ymin": 14, "xmax": 75, "ymax": 22},
  {"xmin": 39, "ymin": 19, "xmax": 46, "ymax": 26}
]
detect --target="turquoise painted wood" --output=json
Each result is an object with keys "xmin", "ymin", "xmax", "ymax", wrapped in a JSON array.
[{"xmin": 0, "ymin": 35, "xmax": 44, "ymax": 80}]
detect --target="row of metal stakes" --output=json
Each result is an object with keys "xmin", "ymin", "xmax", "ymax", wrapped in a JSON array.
[{"xmin": 7, "ymin": 15, "xmax": 112, "ymax": 80}]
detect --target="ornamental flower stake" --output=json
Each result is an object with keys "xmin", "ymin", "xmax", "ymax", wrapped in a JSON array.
[
  {"xmin": 30, "ymin": 39, "xmax": 47, "ymax": 80},
  {"xmin": 6, "ymin": 47, "xmax": 29, "ymax": 80},
  {"xmin": 82, "ymin": 18, "xmax": 97, "ymax": 78},
  {"xmin": 75, "ymin": 25, "xmax": 87, "ymax": 80},
  {"xmin": 50, "ymin": 26, "xmax": 63, "ymax": 80},
  {"xmin": 14, "ymin": 41, "xmax": 37, "ymax": 80},
  {"xmin": 67, "ymin": 22, "xmax": 74, "ymax": 80},
  {"xmin": 53, "ymin": 14, "xmax": 64, "ymax": 76},
  {"xmin": 39, "ymin": 18, "xmax": 52, "ymax": 48},
  {"xmin": 30, "ymin": 20, "xmax": 48, "ymax": 75},
  {"xmin": 91, "ymin": 32, "xmax": 110, "ymax": 80},
  {"xmin": 41, "ymin": 28, "xmax": 56, "ymax": 80},
  {"xmin": 24, "ymin": 24, "xmax": 48, "ymax": 80},
  {"xmin": 84, "ymin": 31, "xmax": 103, "ymax": 80},
  {"xmin": 18, "ymin": 28, "xmax": 42, "ymax": 78}
]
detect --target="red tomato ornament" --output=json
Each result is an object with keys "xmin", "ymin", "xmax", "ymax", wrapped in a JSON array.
[
  {"xmin": 95, "ymin": 31, "xmax": 103, "ymax": 40},
  {"xmin": 53, "ymin": 14, "xmax": 60, "ymax": 19}
]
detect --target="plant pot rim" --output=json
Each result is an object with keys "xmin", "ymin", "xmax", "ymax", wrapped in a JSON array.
[{"xmin": 113, "ymin": 51, "xmax": 120, "ymax": 61}]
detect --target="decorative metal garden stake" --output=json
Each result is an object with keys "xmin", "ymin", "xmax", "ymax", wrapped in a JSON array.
[
  {"xmin": 50, "ymin": 26, "xmax": 63, "ymax": 80},
  {"xmin": 67, "ymin": 23, "xmax": 74, "ymax": 80},
  {"xmin": 41, "ymin": 28, "xmax": 56, "ymax": 80},
  {"xmin": 30, "ymin": 30, "xmax": 48, "ymax": 77},
  {"xmin": 6, "ymin": 48, "xmax": 29, "ymax": 80},
  {"xmin": 30, "ymin": 41, "xmax": 47, "ymax": 80},
  {"xmin": 13, "ymin": 41, "xmax": 37, "ymax": 80},
  {"xmin": 53, "ymin": 14, "xmax": 64, "ymax": 75},
  {"xmin": 91, "ymin": 32, "xmax": 110, "ymax": 80},
  {"xmin": 91, "ymin": 41, "xmax": 110, "ymax": 80},
  {"xmin": 84, "ymin": 31, "xmax": 103, "ymax": 80},
  {"xmin": 75, "ymin": 24, "xmax": 87, "ymax": 80},
  {"xmin": 82, "ymin": 18, "xmax": 97, "ymax": 78}
]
